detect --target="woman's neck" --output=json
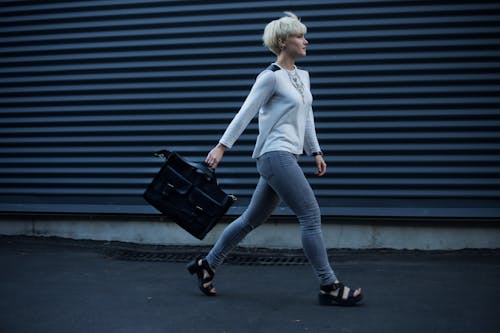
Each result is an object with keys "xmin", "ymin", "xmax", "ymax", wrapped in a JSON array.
[{"xmin": 275, "ymin": 55, "xmax": 296, "ymax": 71}]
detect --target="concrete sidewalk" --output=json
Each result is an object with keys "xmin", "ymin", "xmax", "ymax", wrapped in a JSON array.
[{"xmin": 1, "ymin": 236, "xmax": 499, "ymax": 333}]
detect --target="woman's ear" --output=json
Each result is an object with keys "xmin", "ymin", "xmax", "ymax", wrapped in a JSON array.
[{"xmin": 279, "ymin": 39, "xmax": 286, "ymax": 50}]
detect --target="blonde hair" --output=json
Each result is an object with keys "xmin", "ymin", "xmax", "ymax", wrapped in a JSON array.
[{"xmin": 262, "ymin": 12, "xmax": 307, "ymax": 55}]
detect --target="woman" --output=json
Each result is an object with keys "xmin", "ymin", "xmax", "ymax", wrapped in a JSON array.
[{"xmin": 187, "ymin": 12, "xmax": 362, "ymax": 306}]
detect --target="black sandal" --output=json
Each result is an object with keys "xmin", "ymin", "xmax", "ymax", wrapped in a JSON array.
[
  {"xmin": 187, "ymin": 257, "xmax": 216, "ymax": 296},
  {"xmin": 318, "ymin": 281, "xmax": 363, "ymax": 306}
]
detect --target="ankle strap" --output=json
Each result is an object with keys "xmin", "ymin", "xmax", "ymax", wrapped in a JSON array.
[{"xmin": 320, "ymin": 282, "xmax": 344, "ymax": 292}]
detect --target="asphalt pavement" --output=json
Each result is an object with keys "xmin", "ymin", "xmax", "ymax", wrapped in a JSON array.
[{"xmin": 1, "ymin": 236, "xmax": 499, "ymax": 333}]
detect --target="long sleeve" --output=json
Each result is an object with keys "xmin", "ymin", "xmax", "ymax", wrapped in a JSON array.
[
  {"xmin": 303, "ymin": 105, "xmax": 322, "ymax": 155},
  {"xmin": 219, "ymin": 70, "xmax": 276, "ymax": 149},
  {"xmin": 303, "ymin": 72, "xmax": 321, "ymax": 155}
]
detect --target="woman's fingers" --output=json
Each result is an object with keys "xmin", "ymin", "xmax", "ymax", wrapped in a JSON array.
[
  {"xmin": 205, "ymin": 145, "xmax": 226, "ymax": 169},
  {"xmin": 315, "ymin": 156, "xmax": 327, "ymax": 176}
]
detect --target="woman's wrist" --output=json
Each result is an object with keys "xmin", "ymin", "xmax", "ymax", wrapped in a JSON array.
[{"xmin": 216, "ymin": 142, "xmax": 228, "ymax": 151}]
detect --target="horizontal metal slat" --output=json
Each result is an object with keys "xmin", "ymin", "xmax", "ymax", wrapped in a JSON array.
[
  {"xmin": 0, "ymin": 105, "xmax": 492, "ymax": 117},
  {"xmin": 3, "ymin": 119, "xmax": 498, "ymax": 135},
  {"xmin": 3, "ymin": 59, "xmax": 497, "ymax": 80},
  {"xmin": 2, "ymin": 51, "xmax": 497, "ymax": 72},
  {"xmin": 2, "ymin": 142, "xmax": 500, "ymax": 154},
  {"xmin": 2, "ymin": 2, "xmax": 498, "ymax": 25},
  {"xmin": 2, "ymin": 38, "xmax": 498, "ymax": 57},
  {"xmin": 2, "ymin": 129, "xmax": 498, "ymax": 140},
  {"xmin": 2, "ymin": 188, "xmax": 499, "ymax": 199},
  {"xmin": 3, "ymin": 26, "xmax": 498, "ymax": 46},
  {"xmin": 315, "ymin": 97, "xmax": 500, "ymax": 106},
  {"xmin": 3, "ymin": 83, "xmax": 499, "ymax": 96},
  {"xmin": 3, "ymin": 165, "xmax": 498, "ymax": 176}
]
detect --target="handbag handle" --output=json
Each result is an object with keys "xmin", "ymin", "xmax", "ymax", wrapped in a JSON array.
[{"xmin": 154, "ymin": 149, "xmax": 216, "ymax": 183}]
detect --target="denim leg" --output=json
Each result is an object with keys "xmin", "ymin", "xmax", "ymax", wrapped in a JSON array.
[
  {"xmin": 257, "ymin": 151, "xmax": 337, "ymax": 285},
  {"xmin": 206, "ymin": 177, "xmax": 281, "ymax": 269}
]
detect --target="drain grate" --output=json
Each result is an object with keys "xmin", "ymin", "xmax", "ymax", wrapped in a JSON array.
[
  {"xmin": 104, "ymin": 247, "xmax": 310, "ymax": 266},
  {"xmin": 226, "ymin": 255, "xmax": 309, "ymax": 266},
  {"xmin": 105, "ymin": 249, "xmax": 195, "ymax": 263}
]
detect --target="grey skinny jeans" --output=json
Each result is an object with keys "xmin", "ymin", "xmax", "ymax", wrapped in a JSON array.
[{"xmin": 206, "ymin": 150, "xmax": 337, "ymax": 285}]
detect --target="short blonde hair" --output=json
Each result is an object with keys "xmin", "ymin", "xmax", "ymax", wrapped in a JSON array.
[{"xmin": 262, "ymin": 12, "xmax": 307, "ymax": 55}]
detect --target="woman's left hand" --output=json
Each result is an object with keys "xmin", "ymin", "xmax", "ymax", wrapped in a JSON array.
[{"xmin": 315, "ymin": 155, "xmax": 327, "ymax": 176}]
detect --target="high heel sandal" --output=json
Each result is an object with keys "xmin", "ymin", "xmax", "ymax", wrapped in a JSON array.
[
  {"xmin": 187, "ymin": 257, "xmax": 216, "ymax": 296},
  {"xmin": 318, "ymin": 281, "xmax": 363, "ymax": 306}
]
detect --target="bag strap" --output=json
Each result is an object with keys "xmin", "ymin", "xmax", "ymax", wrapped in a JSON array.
[{"xmin": 188, "ymin": 161, "xmax": 216, "ymax": 181}]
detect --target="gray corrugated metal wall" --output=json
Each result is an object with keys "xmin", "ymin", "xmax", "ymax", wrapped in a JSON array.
[{"xmin": 1, "ymin": 0, "xmax": 499, "ymax": 218}]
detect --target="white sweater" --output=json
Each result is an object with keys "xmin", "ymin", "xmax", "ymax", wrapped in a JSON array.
[{"xmin": 219, "ymin": 63, "xmax": 322, "ymax": 159}]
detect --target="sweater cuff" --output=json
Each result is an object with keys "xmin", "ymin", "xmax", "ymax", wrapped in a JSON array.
[{"xmin": 218, "ymin": 139, "xmax": 232, "ymax": 149}]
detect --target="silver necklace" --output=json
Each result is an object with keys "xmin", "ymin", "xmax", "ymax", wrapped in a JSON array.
[{"xmin": 287, "ymin": 69, "xmax": 305, "ymax": 103}]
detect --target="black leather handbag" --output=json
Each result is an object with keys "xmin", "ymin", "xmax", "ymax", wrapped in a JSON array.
[{"xmin": 143, "ymin": 150, "xmax": 236, "ymax": 240}]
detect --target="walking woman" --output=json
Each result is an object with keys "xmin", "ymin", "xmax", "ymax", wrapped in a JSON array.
[{"xmin": 188, "ymin": 12, "xmax": 362, "ymax": 306}]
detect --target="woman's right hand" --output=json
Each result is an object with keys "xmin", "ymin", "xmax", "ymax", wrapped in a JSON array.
[{"xmin": 205, "ymin": 143, "xmax": 227, "ymax": 169}]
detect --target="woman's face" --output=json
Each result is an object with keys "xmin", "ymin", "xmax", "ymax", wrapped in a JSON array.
[{"xmin": 284, "ymin": 33, "xmax": 308, "ymax": 58}]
